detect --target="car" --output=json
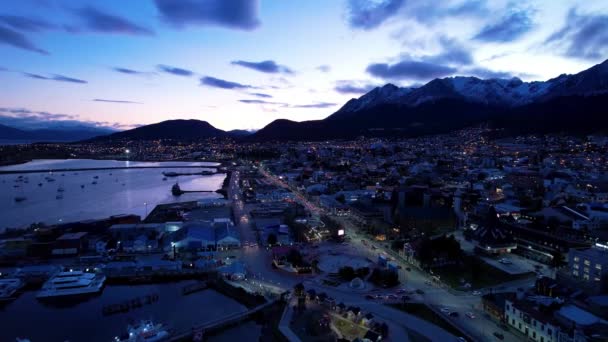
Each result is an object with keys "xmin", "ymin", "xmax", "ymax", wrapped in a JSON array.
[
  {"xmin": 396, "ymin": 289, "xmax": 406, "ymax": 294},
  {"xmin": 449, "ymin": 312, "xmax": 459, "ymax": 318},
  {"xmin": 387, "ymin": 294, "xmax": 398, "ymax": 300},
  {"xmin": 457, "ymin": 338, "xmax": 467, "ymax": 342},
  {"xmin": 466, "ymin": 312, "xmax": 476, "ymax": 319},
  {"xmin": 401, "ymin": 295, "xmax": 410, "ymax": 301},
  {"xmin": 493, "ymin": 332, "xmax": 504, "ymax": 340},
  {"xmin": 440, "ymin": 307, "xmax": 451, "ymax": 313},
  {"xmin": 472, "ymin": 290, "xmax": 482, "ymax": 296}
]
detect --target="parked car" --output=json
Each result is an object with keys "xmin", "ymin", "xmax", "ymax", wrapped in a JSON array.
[
  {"xmin": 406, "ymin": 267, "xmax": 412, "ymax": 271},
  {"xmin": 493, "ymin": 332, "xmax": 504, "ymax": 340},
  {"xmin": 440, "ymin": 307, "xmax": 451, "ymax": 313},
  {"xmin": 472, "ymin": 290, "xmax": 482, "ymax": 296},
  {"xmin": 466, "ymin": 312, "xmax": 476, "ymax": 319}
]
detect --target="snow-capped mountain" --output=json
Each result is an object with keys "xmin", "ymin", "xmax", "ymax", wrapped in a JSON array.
[
  {"xmin": 334, "ymin": 59, "xmax": 608, "ymax": 114},
  {"xmin": 252, "ymin": 59, "xmax": 608, "ymax": 141}
]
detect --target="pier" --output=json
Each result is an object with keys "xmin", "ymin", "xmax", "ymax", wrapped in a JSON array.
[{"xmin": 168, "ymin": 299, "xmax": 279, "ymax": 341}]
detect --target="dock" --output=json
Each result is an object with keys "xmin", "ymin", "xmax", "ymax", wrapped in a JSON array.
[{"xmin": 102, "ymin": 293, "xmax": 160, "ymax": 316}]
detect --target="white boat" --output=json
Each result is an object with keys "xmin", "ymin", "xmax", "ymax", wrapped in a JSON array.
[
  {"xmin": 36, "ymin": 270, "xmax": 106, "ymax": 299},
  {"xmin": 114, "ymin": 320, "xmax": 170, "ymax": 342},
  {"xmin": 0, "ymin": 278, "xmax": 24, "ymax": 301}
]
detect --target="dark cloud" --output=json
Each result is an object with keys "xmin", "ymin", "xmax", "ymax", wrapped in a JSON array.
[
  {"xmin": 112, "ymin": 67, "xmax": 149, "ymax": 75},
  {"xmin": 474, "ymin": 6, "xmax": 534, "ymax": 42},
  {"xmin": 366, "ymin": 60, "xmax": 456, "ymax": 81},
  {"xmin": 334, "ymin": 80, "xmax": 377, "ymax": 94},
  {"xmin": 316, "ymin": 65, "xmax": 331, "ymax": 73},
  {"xmin": 426, "ymin": 37, "xmax": 473, "ymax": 66},
  {"xmin": 93, "ymin": 99, "xmax": 141, "ymax": 104},
  {"xmin": 157, "ymin": 64, "xmax": 194, "ymax": 77},
  {"xmin": 464, "ymin": 67, "xmax": 513, "ymax": 79},
  {"xmin": 154, "ymin": 0, "xmax": 260, "ymax": 31},
  {"xmin": 347, "ymin": 0, "xmax": 405, "ymax": 30},
  {"xmin": 239, "ymin": 99, "xmax": 283, "ymax": 105},
  {"xmin": 74, "ymin": 6, "xmax": 154, "ymax": 35},
  {"xmin": 201, "ymin": 76, "xmax": 252, "ymax": 89},
  {"xmin": 238, "ymin": 99, "xmax": 336, "ymax": 109},
  {"xmin": 406, "ymin": 0, "xmax": 489, "ymax": 24},
  {"xmin": 0, "ymin": 15, "xmax": 57, "ymax": 32},
  {"xmin": 23, "ymin": 73, "xmax": 87, "ymax": 84},
  {"xmin": 231, "ymin": 60, "xmax": 293, "ymax": 74},
  {"xmin": 248, "ymin": 92, "xmax": 272, "ymax": 98},
  {"xmin": 0, "ymin": 25, "xmax": 48, "ymax": 54},
  {"xmin": 545, "ymin": 8, "xmax": 608, "ymax": 60},
  {"xmin": 290, "ymin": 102, "xmax": 337, "ymax": 109}
]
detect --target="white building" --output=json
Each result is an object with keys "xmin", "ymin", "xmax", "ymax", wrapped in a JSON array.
[{"xmin": 505, "ymin": 298, "xmax": 560, "ymax": 342}]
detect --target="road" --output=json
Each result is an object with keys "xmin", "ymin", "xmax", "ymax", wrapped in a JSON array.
[
  {"xmin": 256, "ymin": 164, "xmax": 526, "ymax": 342},
  {"xmin": 228, "ymin": 168, "xmax": 467, "ymax": 341}
]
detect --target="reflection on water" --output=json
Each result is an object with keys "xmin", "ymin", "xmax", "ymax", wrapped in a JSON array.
[
  {"xmin": 0, "ymin": 282, "xmax": 247, "ymax": 342},
  {"xmin": 0, "ymin": 159, "xmax": 225, "ymax": 230}
]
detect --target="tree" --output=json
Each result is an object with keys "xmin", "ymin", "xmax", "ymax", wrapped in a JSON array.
[
  {"xmin": 267, "ymin": 233, "xmax": 277, "ymax": 246},
  {"xmin": 338, "ymin": 266, "xmax": 356, "ymax": 281}
]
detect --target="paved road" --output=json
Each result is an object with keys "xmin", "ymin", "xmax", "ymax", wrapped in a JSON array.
[{"xmin": 257, "ymin": 166, "xmax": 528, "ymax": 342}]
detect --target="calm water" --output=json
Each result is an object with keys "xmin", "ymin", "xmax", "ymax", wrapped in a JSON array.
[
  {"xmin": 0, "ymin": 282, "xmax": 247, "ymax": 342},
  {"xmin": 0, "ymin": 159, "xmax": 225, "ymax": 230}
]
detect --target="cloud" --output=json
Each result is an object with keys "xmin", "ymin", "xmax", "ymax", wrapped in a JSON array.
[
  {"xmin": 545, "ymin": 8, "xmax": 608, "ymax": 60},
  {"xmin": 0, "ymin": 25, "xmax": 48, "ymax": 54},
  {"xmin": 0, "ymin": 107, "xmax": 120, "ymax": 130},
  {"xmin": 316, "ymin": 65, "xmax": 331, "ymax": 73},
  {"xmin": 366, "ymin": 60, "xmax": 457, "ymax": 81},
  {"xmin": 334, "ymin": 80, "xmax": 377, "ymax": 94},
  {"xmin": 291, "ymin": 102, "xmax": 337, "ymax": 109},
  {"xmin": 248, "ymin": 92, "xmax": 272, "ymax": 98},
  {"xmin": 73, "ymin": 6, "xmax": 154, "ymax": 35},
  {"xmin": 474, "ymin": 6, "xmax": 534, "ymax": 42},
  {"xmin": 157, "ymin": 64, "xmax": 194, "ymax": 76},
  {"xmin": 201, "ymin": 76, "xmax": 252, "ymax": 89},
  {"xmin": 464, "ymin": 67, "xmax": 513, "ymax": 79},
  {"xmin": 347, "ymin": 0, "xmax": 405, "ymax": 30},
  {"xmin": 93, "ymin": 99, "xmax": 141, "ymax": 104},
  {"xmin": 239, "ymin": 99, "xmax": 283, "ymax": 105},
  {"xmin": 238, "ymin": 99, "xmax": 336, "ymax": 109},
  {"xmin": 0, "ymin": 15, "xmax": 57, "ymax": 32},
  {"xmin": 154, "ymin": 0, "xmax": 260, "ymax": 31},
  {"xmin": 23, "ymin": 73, "xmax": 87, "ymax": 84},
  {"xmin": 404, "ymin": 0, "xmax": 489, "ymax": 24},
  {"xmin": 231, "ymin": 60, "xmax": 293, "ymax": 74},
  {"xmin": 112, "ymin": 67, "xmax": 150, "ymax": 75},
  {"xmin": 425, "ymin": 37, "xmax": 473, "ymax": 66}
]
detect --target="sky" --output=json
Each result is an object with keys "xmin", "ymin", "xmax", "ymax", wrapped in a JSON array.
[{"xmin": 0, "ymin": 0, "xmax": 607, "ymax": 132}]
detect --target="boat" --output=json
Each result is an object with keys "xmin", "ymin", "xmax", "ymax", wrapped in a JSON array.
[
  {"xmin": 57, "ymin": 187, "xmax": 65, "ymax": 192},
  {"xmin": 114, "ymin": 320, "xmax": 170, "ymax": 342},
  {"xmin": 162, "ymin": 177, "xmax": 167, "ymax": 181},
  {"xmin": 93, "ymin": 176, "xmax": 99, "ymax": 179},
  {"xmin": 92, "ymin": 181, "xmax": 98, "ymax": 185},
  {"xmin": 171, "ymin": 183, "xmax": 182, "ymax": 196},
  {"xmin": 56, "ymin": 194, "xmax": 63, "ymax": 200},
  {"xmin": 36, "ymin": 270, "xmax": 106, "ymax": 299},
  {"xmin": 14, "ymin": 196, "xmax": 26, "ymax": 202},
  {"xmin": 0, "ymin": 278, "xmax": 24, "ymax": 302},
  {"xmin": 81, "ymin": 184, "xmax": 85, "ymax": 188},
  {"xmin": 38, "ymin": 183, "xmax": 43, "ymax": 186}
]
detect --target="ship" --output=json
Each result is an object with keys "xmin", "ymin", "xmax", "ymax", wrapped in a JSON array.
[
  {"xmin": 14, "ymin": 196, "xmax": 26, "ymax": 202},
  {"xmin": 113, "ymin": 320, "xmax": 171, "ymax": 342},
  {"xmin": 36, "ymin": 270, "xmax": 106, "ymax": 300}
]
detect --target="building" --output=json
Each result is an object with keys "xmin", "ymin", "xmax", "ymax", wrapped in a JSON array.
[
  {"xmin": 505, "ymin": 297, "xmax": 561, "ymax": 342},
  {"xmin": 482, "ymin": 292, "xmax": 516, "ymax": 322},
  {"xmin": 51, "ymin": 232, "xmax": 88, "ymax": 256},
  {"xmin": 563, "ymin": 245, "xmax": 608, "ymax": 294}
]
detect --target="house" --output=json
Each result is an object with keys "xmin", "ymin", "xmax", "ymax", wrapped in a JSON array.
[
  {"xmin": 505, "ymin": 298, "xmax": 561, "ymax": 342},
  {"xmin": 482, "ymin": 292, "xmax": 516, "ymax": 322},
  {"xmin": 346, "ymin": 306, "xmax": 361, "ymax": 321},
  {"xmin": 362, "ymin": 313, "xmax": 375, "ymax": 326},
  {"xmin": 51, "ymin": 232, "xmax": 88, "ymax": 256},
  {"xmin": 215, "ymin": 222, "xmax": 240, "ymax": 250}
]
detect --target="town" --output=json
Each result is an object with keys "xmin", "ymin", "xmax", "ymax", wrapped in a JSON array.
[{"xmin": 2, "ymin": 128, "xmax": 608, "ymax": 341}]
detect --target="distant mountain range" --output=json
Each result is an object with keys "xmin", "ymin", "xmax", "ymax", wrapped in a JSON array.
[
  {"xmin": 0, "ymin": 124, "xmax": 115, "ymax": 143},
  {"xmin": 252, "ymin": 58, "xmax": 608, "ymax": 140},
  {"xmin": 86, "ymin": 119, "xmax": 255, "ymax": 142},
  {"xmin": 22, "ymin": 59, "xmax": 608, "ymax": 144}
]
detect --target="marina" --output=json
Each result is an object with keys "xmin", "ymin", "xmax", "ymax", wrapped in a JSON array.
[{"xmin": 0, "ymin": 159, "xmax": 225, "ymax": 230}]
